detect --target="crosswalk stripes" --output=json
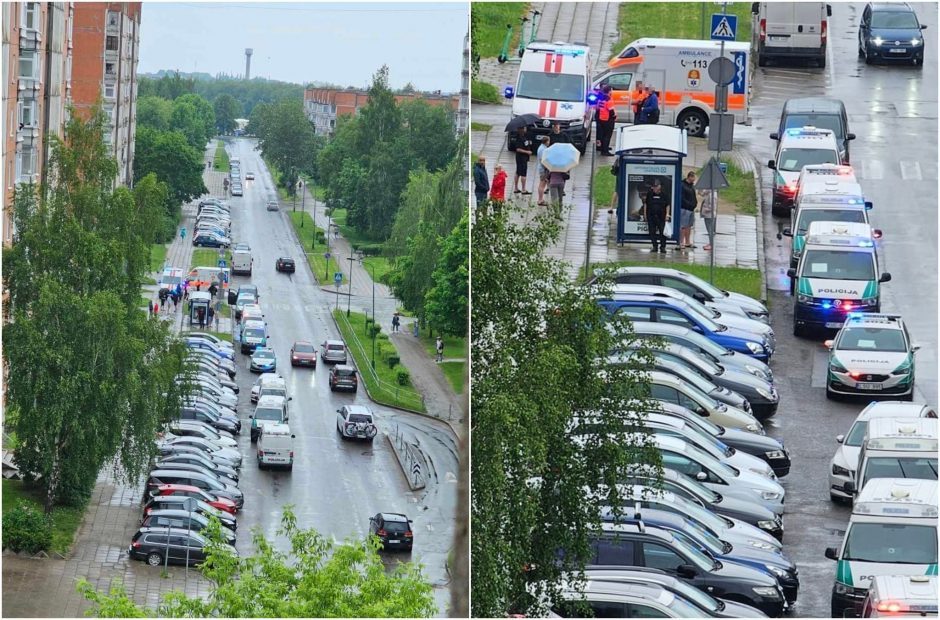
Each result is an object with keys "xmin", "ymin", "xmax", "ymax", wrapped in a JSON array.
[{"xmin": 899, "ymin": 160, "xmax": 923, "ymax": 181}]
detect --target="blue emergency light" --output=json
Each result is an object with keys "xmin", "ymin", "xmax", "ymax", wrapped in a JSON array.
[
  {"xmin": 504, "ymin": 86, "xmax": 515, "ymax": 99},
  {"xmin": 586, "ymin": 92, "xmax": 599, "ymax": 105}
]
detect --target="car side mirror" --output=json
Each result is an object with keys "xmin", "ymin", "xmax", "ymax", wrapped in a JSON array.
[
  {"xmin": 782, "ymin": 227, "xmax": 792, "ymax": 237},
  {"xmin": 825, "ymin": 547, "xmax": 839, "ymax": 561},
  {"xmin": 879, "ymin": 272, "xmax": 892, "ymax": 283},
  {"xmin": 692, "ymin": 292, "xmax": 706, "ymax": 303},
  {"xmin": 865, "ymin": 201, "xmax": 874, "ymax": 211},
  {"xmin": 912, "ymin": 344, "xmax": 921, "ymax": 353},
  {"xmin": 751, "ymin": 3, "xmax": 759, "ymax": 14},
  {"xmin": 677, "ymin": 564, "xmax": 698, "ymax": 578},
  {"xmin": 921, "ymin": 24, "xmax": 927, "ymax": 30},
  {"xmin": 695, "ymin": 471, "xmax": 707, "ymax": 482},
  {"xmin": 767, "ymin": 160, "xmax": 776, "ymax": 170},
  {"xmin": 786, "ymin": 268, "xmax": 797, "ymax": 279},
  {"xmin": 288, "ymin": 396, "xmax": 293, "ymax": 401},
  {"xmin": 248, "ymin": 415, "xmax": 253, "ymax": 419},
  {"xmin": 824, "ymin": 340, "xmax": 834, "ymax": 350},
  {"xmin": 847, "ymin": 133, "xmax": 856, "ymax": 141},
  {"xmin": 836, "ymin": 434, "xmax": 845, "ymax": 444},
  {"xmin": 826, "ymin": 4, "xmax": 832, "ymax": 16},
  {"xmin": 337, "ymin": 409, "xmax": 342, "ymax": 414},
  {"xmin": 769, "ymin": 132, "xmax": 779, "ymax": 141}
]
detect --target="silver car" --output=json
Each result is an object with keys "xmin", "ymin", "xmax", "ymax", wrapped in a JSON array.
[{"xmin": 321, "ymin": 340, "xmax": 348, "ymax": 365}]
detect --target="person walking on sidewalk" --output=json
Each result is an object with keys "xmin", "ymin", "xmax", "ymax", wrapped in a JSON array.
[
  {"xmin": 513, "ymin": 127, "xmax": 534, "ymax": 195},
  {"xmin": 700, "ymin": 189, "xmax": 717, "ymax": 252},
  {"xmin": 489, "ymin": 164, "xmax": 507, "ymax": 203},
  {"xmin": 180, "ymin": 226, "xmax": 186, "ymax": 241},
  {"xmin": 207, "ymin": 306, "xmax": 215, "ymax": 329},
  {"xmin": 435, "ymin": 336, "xmax": 444, "ymax": 363},
  {"xmin": 392, "ymin": 313, "xmax": 400, "ymax": 333},
  {"xmin": 643, "ymin": 179, "xmax": 670, "ymax": 253},
  {"xmin": 473, "ymin": 156, "xmax": 490, "ymax": 207},
  {"xmin": 548, "ymin": 170, "xmax": 568, "ymax": 209},
  {"xmin": 678, "ymin": 171, "xmax": 698, "ymax": 250}
]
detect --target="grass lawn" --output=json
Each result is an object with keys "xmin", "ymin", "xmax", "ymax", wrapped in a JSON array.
[
  {"xmin": 191, "ymin": 248, "xmax": 232, "ymax": 269},
  {"xmin": 141, "ymin": 276, "xmax": 157, "ymax": 286},
  {"xmin": 711, "ymin": 159, "xmax": 757, "ymax": 216},
  {"xmin": 592, "ymin": 166, "xmax": 617, "ymax": 210},
  {"xmin": 592, "ymin": 260, "xmax": 762, "ymax": 299},
  {"xmin": 472, "ymin": 2, "xmax": 529, "ymax": 58},
  {"xmin": 288, "ymin": 211, "xmax": 341, "ymax": 286},
  {"xmin": 471, "ymin": 79, "xmax": 500, "ymax": 104},
  {"xmin": 440, "ymin": 362, "xmax": 465, "ymax": 396},
  {"xmin": 150, "ymin": 243, "xmax": 168, "ymax": 273},
  {"xmin": 220, "ymin": 303, "xmax": 231, "ymax": 318},
  {"xmin": 612, "ymin": 3, "xmax": 753, "ymax": 60},
  {"xmin": 139, "ymin": 295, "xmax": 151, "ymax": 308},
  {"xmin": 2, "ymin": 479, "xmax": 86, "ymax": 556},
  {"xmin": 362, "ymin": 256, "xmax": 392, "ymax": 285},
  {"xmin": 333, "ymin": 310, "xmax": 426, "ymax": 412},
  {"xmin": 418, "ymin": 333, "xmax": 467, "ymax": 395},
  {"xmin": 328, "ymin": 208, "xmax": 380, "ymax": 250},
  {"xmin": 213, "ymin": 141, "xmax": 230, "ymax": 173},
  {"xmin": 471, "ymin": 121, "xmax": 493, "ymax": 132}
]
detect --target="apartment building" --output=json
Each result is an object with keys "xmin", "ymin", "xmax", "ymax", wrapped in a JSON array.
[
  {"xmin": 304, "ymin": 87, "xmax": 460, "ymax": 137},
  {"xmin": 71, "ymin": 2, "xmax": 141, "ymax": 188},
  {"xmin": 2, "ymin": 2, "xmax": 74, "ymax": 246}
]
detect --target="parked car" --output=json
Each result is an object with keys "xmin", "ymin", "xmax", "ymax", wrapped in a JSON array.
[
  {"xmin": 290, "ymin": 341, "xmax": 317, "ymax": 367},
  {"xmin": 146, "ymin": 483, "xmax": 237, "ymax": 514},
  {"xmin": 166, "ymin": 421, "xmax": 237, "ymax": 448},
  {"xmin": 158, "ymin": 452, "xmax": 239, "ymax": 483},
  {"xmin": 193, "ymin": 232, "xmax": 231, "ymax": 248},
  {"xmin": 336, "ymin": 405, "xmax": 377, "ymax": 441},
  {"xmin": 128, "ymin": 527, "xmax": 237, "ymax": 567},
  {"xmin": 184, "ymin": 332, "xmax": 234, "ymax": 351},
  {"xmin": 329, "ymin": 365, "xmax": 358, "ymax": 392},
  {"xmin": 321, "ymin": 340, "xmax": 348, "ymax": 364},
  {"xmin": 275, "ymin": 257, "xmax": 296, "ymax": 273},
  {"xmin": 369, "ymin": 512, "xmax": 414, "ymax": 551},
  {"xmin": 250, "ymin": 347, "xmax": 277, "ymax": 373},
  {"xmin": 159, "ymin": 436, "xmax": 242, "ymax": 468},
  {"xmin": 141, "ymin": 496, "xmax": 237, "ymax": 531},
  {"xmin": 140, "ymin": 509, "xmax": 236, "ymax": 544},
  {"xmin": 158, "ymin": 441, "xmax": 239, "ymax": 473},
  {"xmin": 146, "ymin": 469, "xmax": 243, "ymax": 508}
]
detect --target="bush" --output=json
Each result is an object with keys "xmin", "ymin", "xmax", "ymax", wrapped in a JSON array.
[
  {"xmin": 396, "ymin": 368, "xmax": 411, "ymax": 386},
  {"xmin": 368, "ymin": 324, "xmax": 382, "ymax": 338},
  {"xmin": 471, "ymin": 80, "xmax": 500, "ymax": 104},
  {"xmin": 354, "ymin": 243, "xmax": 384, "ymax": 257},
  {"xmin": 387, "ymin": 355, "xmax": 400, "ymax": 369},
  {"xmin": 3, "ymin": 504, "xmax": 53, "ymax": 554}
]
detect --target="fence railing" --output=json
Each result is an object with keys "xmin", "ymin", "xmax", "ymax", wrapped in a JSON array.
[{"xmin": 335, "ymin": 311, "xmax": 425, "ymax": 411}]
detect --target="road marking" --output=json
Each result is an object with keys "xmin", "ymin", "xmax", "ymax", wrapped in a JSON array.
[
  {"xmin": 899, "ymin": 160, "xmax": 922, "ymax": 181},
  {"xmin": 445, "ymin": 472, "xmax": 458, "ymax": 483},
  {"xmin": 858, "ymin": 159, "xmax": 884, "ymax": 181}
]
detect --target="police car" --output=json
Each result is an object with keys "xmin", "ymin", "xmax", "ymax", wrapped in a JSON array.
[
  {"xmin": 861, "ymin": 575, "xmax": 938, "ymax": 618},
  {"xmin": 767, "ymin": 127, "xmax": 841, "ymax": 215},
  {"xmin": 824, "ymin": 314, "xmax": 919, "ymax": 400}
]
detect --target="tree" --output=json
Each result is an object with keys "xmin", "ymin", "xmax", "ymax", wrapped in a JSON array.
[
  {"xmin": 2, "ymin": 108, "xmax": 189, "ymax": 512},
  {"xmin": 252, "ymin": 99, "xmax": 321, "ymax": 195},
  {"xmin": 424, "ymin": 213, "xmax": 468, "ymax": 337},
  {"xmin": 136, "ymin": 96, "xmax": 173, "ymax": 131},
  {"xmin": 356, "ymin": 65, "xmax": 401, "ymax": 154},
  {"xmin": 213, "ymin": 93, "xmax": 241, "ymax": 134},
  {"xmin": 133, "ymin": 127, "xmax": 207, "ymax": 204},
  {"xmin": 170, "ymin": 99, "xmax": 208, "ymax": 149},
  {"xmin": 470, "ymin": 202, "xmax": 662, "ymax": 617},
  {"xmin": 397, "ymin": 99, "xmax": 457, "ymax": 173},
  {"xmin": 175, "ymin": 93, "xmax": 216, "ymax": 141},
  {"xmin": 138, "ymin": 72, "xmax": 196, "ymax": 100},
  {"xmin": 78, "ymin": 507, "xmax": 438, "ymax": 617}
]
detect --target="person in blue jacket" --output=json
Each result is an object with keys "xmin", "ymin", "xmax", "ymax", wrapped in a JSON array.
[{"xmin": 637, "ymin": 86, "xmax": 660, "ymax": 125}]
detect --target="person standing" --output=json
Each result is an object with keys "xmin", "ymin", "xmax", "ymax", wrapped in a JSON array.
[
  {"xmin": 700, "ymin": 189, "xmax": 717, "ymax": 252},
  {"xmin": 643, "ymin": 179, "xmax": 670, "ymax": 253},
  {"xmin": 632, "ymin": 81, "xmax": 647, "ymax": 124},
  {"xmin": 489, "ymin": 164, "xmax": 507, "ymax": 202},
  {"xmin": 639, "ymin": 86, "xmax": 660, "ymax": 125},
  {"xmin": 473, "ymin": 156, "xmax": 490, "ymax": 207},
  {"xmin": 596, "ymin": 86, "xmax": 617, "ymax": 155},
  {"xmin": 679, "ymin": 171, "xmax": 698, "ymax": 250},
  {"xmin": 435, "ymin": 336, "xmax": 444, "ymax": 363},
  {"xmin": 148, "ymin": 299, "xmax": 154, "ymax": 317},
  {"xmin": 209, "ymin": 282, "xmax": 218, "ymax": 299},
  {"xmin": 207, "ymin": 306, "xmax": 215, "ymax": 330},
  {"xmin": 535, "ymin": 135, "xmax": 551, "ymax": 206},
  {"xmin": 392, "ymin": 313, "xmax": 400, "ymax": 333},
  {"xmin": 548, "ymin": 170, "xmax": 567, "ymax": 208},
  {"xmin": 513, "ymin": 127, "xmax": 534, "ymax": 195},
  {"xmin": 548, "ymin": 122, "xmax": 571, "ymax": 146}
]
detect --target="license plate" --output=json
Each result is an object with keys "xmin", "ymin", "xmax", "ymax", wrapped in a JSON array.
[
  {"xmin": 825, "ymin": 321, "xmax": 844, "ymax": 328},
  {"xmin": 388, "ymin": 539, "xmax": 400, "ymax": 544},
  {"xmin": 890, "ymin": 48, "xmax": 905, "ymax": 53},
  {"xmin": 857, "ymin": 382, "xmax": 882, "ymax": 390},
  {"xmin": 769, "ymin": 35, "xmax": 787, "ymax": 41}
]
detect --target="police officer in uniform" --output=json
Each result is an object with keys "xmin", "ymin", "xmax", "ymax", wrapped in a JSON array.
[{"xmin": 643, "ymin": 178, "xmax": 670, "ymax": 253}]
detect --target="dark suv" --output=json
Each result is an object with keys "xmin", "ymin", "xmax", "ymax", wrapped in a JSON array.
[
  {"xmin": 859, "ymin": 2, "xmax": 926, "ymax": 66},
  {"xmin": 329, "ymin": 365, "xmax": 358, "ymax": 392},
  {"xmin": 128, "ymin": 527, "xmax": 237, "ymax": 567},
  {"xmin": 772, "ymin": 97, "xmax": 854, "ymax": 163},
  {"xmin": 369, "ymin": 513, "xmax": 414, "ymax": 551}
]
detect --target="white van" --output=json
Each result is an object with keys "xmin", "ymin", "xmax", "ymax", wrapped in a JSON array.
[
  {"xmin": 598, "ymin": 38, "xmax": 751, "ymax": 137},
  {"xmin": 232, "ymin": 250, "xmax": 252, "ymax": 276},
  {"xmin": 257, "ymin": 423, "xmax": 294, "ymax": 470},
  {"xmin": 506, "ymin": 41, "xmax": 593, "ymax": 152},
  {"xmin": 768, "ymin": 127, "xmax": 842, "ymax": 214},
  {"xmin": 850, "ymin": 418, "xmax": 938, "ymax": 497},
  {"xmin": 753, "ymin": 2, "xmax": 832, "ymax": 67},
  {"xmin": 862, "ymin": 575, "xmax": 938, "ymax": 617},
  {"xmin": 826, "ymin": 478, "xmax": 938, "ymax": 618}
]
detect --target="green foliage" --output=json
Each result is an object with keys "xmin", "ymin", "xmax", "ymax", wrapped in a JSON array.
[
  {"xmin": 79, "ymin": 507, "xmax": 436, "ymax": 617},
  {"xmin": 470, "ymin": 80, "xmax": 500, "ymax": 104},
  {"xmin": 195, "ymin": 76, "xmax": 304, "ymax": 118},
  {"xmin": 471, "ymin": 202, "xmax": 663, "ymax": 617},
  {"xmin": 2, "ymin": 503, "xmax": 53, "ymax": 553},
  {"xmin": 471, "ymin": 2, "xmax": 529, "ymax": 58},
  {"xmin": 213, "ymin": 141, "xmax": 230, "ymax": 172},
  {"xmin": 252, "ymin": 99, "xmax": 323, "ymax": 196},
  {"xmin": 2, "ymin": 109, "xmax": 190, "ymax": 512},
  {"xmin": 355, "ymin": 243, "xmax": 384, "ymax": 256},
  {"xmin": 424, "ymin": 213, "xmax": 469, "ymax": 337},
  {"xmin": 386, "ymin": 355, "xmax": 400, "ymax": 369},
  {"xmin": 367, "ymin": 323, "xmax": 382, "ymax": 338},
  {"xmin": 134, "ymin": 127, "xmax": 207, "ymax": 204},
  {"xmin": 2, "ymin": 479, "xmax": 86, "ymax": 555},
  {"xmin": 713, "ymin": 160, "xmax": 758, "ymax": 216},
  {"xmin": 213, "ymin": 93, "xmax": 242, "ymax": 134},
  {"xmin": 396, "ymin": 368, "xmax": 411, "ymax": 386},
  {"xmin": 136, "ymin": 96, "xmax": 173, "ymax": 131},
  {"xmin": 471, "ymin": 121, "xmax": 493, "ymax": 131},
  {"xmin": 138, "ymin": 72, "xmax": 196, "ymax": 100}
]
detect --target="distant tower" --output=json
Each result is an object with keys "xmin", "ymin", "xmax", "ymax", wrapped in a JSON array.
[{"xmin": 244, "ymin": 48, "xmax": 253, "ymax": 80}]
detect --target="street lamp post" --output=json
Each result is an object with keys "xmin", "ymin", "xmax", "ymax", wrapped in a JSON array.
[
  {"xmin": 309, "ymin": 179, "xmax": 316, "ymax": 248},
  {"xmin": 325, "ymin": 212, "xmax": 332, "ymax": 280},
  {"xmin": 346, "ymin": 255, "xmax": 355, "ymax": 317},
  {"xmin": 292, "ymin": 169, "xmax": 297, "ymax": 213},
  {"xmin": 360, "ymin": 259, "xmax": 377, "ymax": 369},
  {"xmin": 300, "ymin": 179, "xmax": 305, "ymax": 227}
]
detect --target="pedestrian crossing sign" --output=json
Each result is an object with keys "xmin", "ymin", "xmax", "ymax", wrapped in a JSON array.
[{"xmin": 710, "ymin": 14, "xmax": 737, "ymax": 41}]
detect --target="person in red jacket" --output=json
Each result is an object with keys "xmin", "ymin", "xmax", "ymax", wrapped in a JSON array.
[{"xmin": 489, "ymin": 164, "xmax": 508, "ymax": 202}]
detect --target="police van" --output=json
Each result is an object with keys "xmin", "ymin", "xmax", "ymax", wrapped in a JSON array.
[
  {"xmin": 825, "ymin": 478, "xmax": 938, "ymax": 618},
  {"xmin": 848, "ymin": 418, "xmax": 938, "ymax": 498},
  {"xmin": 595, "ymin": 38, "xmax": 751, "ymax": 137},
  {"xmin": 767, "ymin": 127, "xmax": 842, "ymax": 214},
  {"xmin": 506, "ymin": 41, "xmax": 593, "ymax": 152},
  {"xmin": 788, "ymin": 221, "xmax": 891, "ymax": 336},
  {"xmin": 862, "ymin": 575, "xmax": 938, "ymax": 617}
]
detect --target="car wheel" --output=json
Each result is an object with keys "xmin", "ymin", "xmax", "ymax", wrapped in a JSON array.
[
  {"xmin": 788, "ymin": 277, "xmax": 795, "ymax": 295},
  {"xmin": 757, "ymin": 53, "xmax": 767, "ymax": 67},
  {"xmin": 147, "ymin": 552, "xmax": 163, "ymax": 567},
  {"xmin": 330, "ymin": 384, "xmax": 336, "ymax": 392},
  {"xmin": 825, "ymin": 387, "xmax": 837, "ymax": 401},
  {"xmin": 818, "ymin": 55, "xmax": 826, "ymax": 68},
  {"xmin": 792, "ymin": 322, "xmax": 804, "ymax": 338},
  {"xmin": 676, "ymin": 109, "xmax": 708, "ymax": 138},
  {"xmin": 865, "ymin": 49, "xmax": 874, "ymax": 65},
  {"xmin": 352, "ymin": 387, "xmax": 358, "ymax": 394}
]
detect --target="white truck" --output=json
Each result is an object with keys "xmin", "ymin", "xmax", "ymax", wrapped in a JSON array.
[{"xmin": 232, "ymin": 250, "xmax": 252, "ymax": 276}]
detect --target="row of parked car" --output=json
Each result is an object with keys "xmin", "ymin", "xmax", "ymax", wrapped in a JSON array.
[{"xmin": 193, "ymin": 197, "xmax": 232, "ymax": 248}]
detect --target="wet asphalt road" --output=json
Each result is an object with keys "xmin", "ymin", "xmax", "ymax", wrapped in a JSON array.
[
  {"xmin": 219, "ymin": 139, "xmax": 458, "ymax": 615},
  {"xmin": 732, "ymin": 3, "xmax": 938, "ymax": 617}
]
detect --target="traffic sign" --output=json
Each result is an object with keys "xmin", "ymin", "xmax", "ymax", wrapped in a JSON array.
[
  {"xmin": 708, "ymin": 57, "xmax": 736, "ymax": 86},
  {"xmin": 218, "ymin": 259, "xmax": 227, "ymax": 268},
  {"xmin": 334, "ymin": 272, "xmax": 343, "ymax": 285},
  {"xmin": 695, "ymin": 157, "xmax": 730, "ymax": 191},
  {"xmin": 710, "ymin": 13, "xmax": 737, "ymax": 41},
  {"xmin": 324, "ymin": 252, "xmax": 331, "ymax": 260}
]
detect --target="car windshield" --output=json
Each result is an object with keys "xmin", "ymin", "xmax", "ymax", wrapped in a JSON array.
[
  {"xmin": 260, "ymin": 388, "xmax": 287, "ymax": 399},
  {"xmin": 254, "ymin": 351, "xmax": 274, "ymax": 360},
  {"xmin": 348, "ymin": 413, "xmax": 372, "ymax": 424},
  {"xmin": 675, "ymin": 377, "xmax": 723, "ymax": 411},
  {"xmin": 845, "ymin": 421, "xmax": 869, "ymax": 447},
  {"xmin": 336, "ymin": 368, "xmax": 355, "ymax": 377},
  {"xmin": 837, "ymin": 327, "xmax": 907, "ymax": 352},
  {"xmin": 801, "ymin": 249, "xmax": 875, "ymax": 281},
  {"xmin": 237, "ymin": 295, "xmax": 256, "ymax": 306},
  {"xmin": 784, "ymin": 115, "xmax": 844, "ymax": 139},
  {"xmin": 648, "ymin": 491, "xmax": 726, "ymax": 532},
  {"xmin": 664, "ymin": 359, "xmax": 717, "ymax": 393},
  {"xmin": 871, "ymin": 12, "xmax": 920, "ymax": 29},
  {"xmin": 677, "ymin": 423, "xmax": 733, "ymax": 459},
  {"xmin": 384, "ymin": 520, "xmax": 409, "ymax": 533},
  {"xmin": 328, "ymin": 345, "xmax": 345, "ymax": 352},
  {"xmin": 778, "ymin": 148, "xmax": 840, "ymax": 172},
  {"xmin": 294, "ymin": 343, "xmax": 314, "ymax": 353},
  {"xmin": 674, "ymin": 350, "xmax": 722, "ymax": 375},
  {"xmin": 244, "ymin": 328, "xmax": 265, "ymax": 339},
  {"xmin": 861, "ymin": 457, "xmax": 938, "ymax": 487},
  {"xmin": 677, "ymin": 300, "xmax": 723, "ymax": 330},
  {"xmin": 672, "ymin": 520, "xmax": 725, "ymax": 556},
  {"xmin": 662, "ymin": 577, "xmax": 722, "ymax": 613},
  {"xmin": 516, "ymin": 70, "xmax": 584, "ymax": 102},
  {"xmin": 796, "ymin": 208, "xmax": 866, "ymax": 233},
  {"xmin": 255, "ymin": 407, "xmax": 283, "ymax": 421},
  {"xmin": 843, "ymin": 523, "xmax": 937, "ymax": 564},
  {"xmin": 671, "ymin": 443, "xmax": 735, "ymax": 479},
  {"xmin": 162, "ymin": 275, "xmax": 182, "ymax": 285}
]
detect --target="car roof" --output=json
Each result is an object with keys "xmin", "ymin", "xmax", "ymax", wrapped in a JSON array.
[
  {"xmin": 345, "ymin": 404, "xmax": 373, "ymax": 416},
  {"xmin": 630, "ymin": 321, "xmax": 691, "ymax": 336},
  {"xmin": 784, "ymin": 97, "xmax": 846, "ymax": 114},
  {"xmin": 242, "ymin": 320, "xmax": 265, "ymax": 329},
  {"xmin": 293, "ymin": 340, "xmax": 313, "ymax": 346},
  {"xmin": 253, "ymin": 347, "xmax": 274, "ymax": 355},
  {"xmin": 145, "ymin": 508, "xmax": 207, "ymax": 519},
  {"xmin": 279, "ymin": 256, "xmax": 294, "ymax": 261},
  {"xmin": 859, "ymin": 401, "xmax": 937, "ymax": 420},
  {"xmin": 870, "ymin": 2, "xmax": 914, "ymax": 12},
  {"xmin": 257, "ymin": 374, "xmax": 286, "ymax": 385},
  {"xmin": 257, "ymin": 394, "xmax": 286, "ymax": 407},
  {"xmin": 334, "ymin": 364, "xmax": 355, "ymax": 371},
  {"xmin": 379, "ymin": 512, "xmax": 410, "ymax": 522},
  {"xmin": 139, "ymin": 526, "xmax": 207, "ymax": 540},
  {"xmin": 325, "ymin": 339, "xmax": 345, "ymax": 346},
  {"xmin": 261, "ymin": 422, "xmax": 292, "ymax": 435}
]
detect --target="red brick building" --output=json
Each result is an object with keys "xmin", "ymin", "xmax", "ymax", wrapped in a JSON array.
[{"xmin": 303, "ymin": 87, "xmax": 459, "ymax": 136}]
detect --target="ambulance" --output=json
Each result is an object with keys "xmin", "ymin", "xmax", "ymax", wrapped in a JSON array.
[
  {"xmin": 593, "ymin": 38, "xmax": 751, "ymax": 138},
  {"xmin": 506, "ymin": 41, "xmax": 593, "ymax": 152},
  {"xmin": 825, "ymin": 478, "xmax": 938, "ymax": 618},
  {"xmin": 788, "ymin": 221, "xmax": 891, "ymax": 336},
  {"xmin": 851, "ymin": 418, "xmax": 938, "ymax": 497}
]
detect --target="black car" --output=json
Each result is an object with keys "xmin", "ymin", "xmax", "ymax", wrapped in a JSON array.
[
  {"xmin": 192, "ymin": 233, "xmax": 230, "ymax": 248},
  {"xmin": 128, "ymin": 527, "xmax": 236, "ymax": 567},
  {"xmin": 142, "ymin": 496, "xmax": 237, "ymax": 531},
  {"xmin": 329, "ymin": 365, "xmax": 358, "ymax": 392},
  {"xmin": 773, "ymin": 97, "xmax": 854, "ymax": 164},
  {"xmin": 369, "ymin": 512, "xmax": 413, "ymax": 551},
  {"xmin": 228, "ymin": 283, "xmax": 259, "ymax": 305},
  {"xmin": 140, "ymin": 510, "xmax": 236, "ymax": 544},
  {"xmin": 587, "ymin": 523, "xmax": 787, "ymax": 617},
  {"xmin": 859, "ymin": 2, "xmax": 926, "ymax": 66},
  {"xmin": 275, "ymin": 257, "xmax": 295, "ymax": 273},
  {"xmin": 157, "ymin": 452, "xmax": 239, "ymax": 484},
  {"xmin": 179, "ymin": 407, "xmax": 240, "ymax": 435}
]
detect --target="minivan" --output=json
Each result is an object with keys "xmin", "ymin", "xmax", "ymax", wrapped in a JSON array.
[
  {"xmin": 250, "ymin": 395, "xmax": 290, "ymax": 442},
  {"xmin": 257, "ymin": 423, "xmax": 295, "ymax": 470},
  {"xmin": 753, "ymin": 2, "xmax": 832, "ymax": 68},
  {"xmin": 773, "ymin": 97, "xmax": 854, "ymax": 163}
]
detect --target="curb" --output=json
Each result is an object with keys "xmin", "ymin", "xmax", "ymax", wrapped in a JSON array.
[
  {"xmin": 748, "ymin": 152, "xmax": 769, "ymax": 304},
  {"xmin": 384, "ymin": 431, "xmax": 427, "ymax": 491}
]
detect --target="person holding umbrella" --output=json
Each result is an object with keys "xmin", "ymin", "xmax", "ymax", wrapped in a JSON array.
[{"xmin": 540, "ymin": 141, "xmax": 581, "ymax": 208}]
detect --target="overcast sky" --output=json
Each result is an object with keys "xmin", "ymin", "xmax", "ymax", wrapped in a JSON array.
[{"xmin": 138, "ymin": 2, "xmax": 467, "ymax": 91}]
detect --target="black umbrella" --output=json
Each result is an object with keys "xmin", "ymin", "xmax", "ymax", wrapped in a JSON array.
[{"xmin": 505, "ymin": 114, "xmax": 542, "ymax": 132}]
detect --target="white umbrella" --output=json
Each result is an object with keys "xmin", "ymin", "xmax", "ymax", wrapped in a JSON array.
[{"xmin": 541, "ymin": 143, "xmax": 581, "ymax": 173}]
